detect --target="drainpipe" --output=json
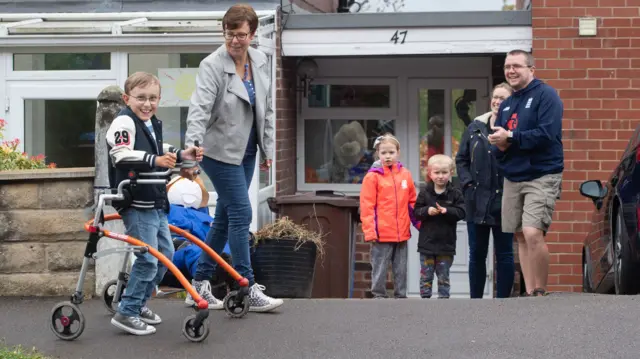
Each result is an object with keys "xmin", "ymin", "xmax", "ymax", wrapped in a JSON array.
[{"xmin": 336, "ymin": 0, "xmax": 351, "ymax": 13}]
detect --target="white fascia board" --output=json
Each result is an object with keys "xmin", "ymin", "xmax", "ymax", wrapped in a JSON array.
[
  {"xmin": 0, "ymin": 12, "xmax": 277, "ymax": 48},
  {"xmin": 0, "ymin": 10, "xmax": 277, "ymax": 21},
  {"xmin": 0, "ymin": 33, "xmax": 228, "ymax": 47},
  {"xmin": 281, "ymin": 26, "xmax": 533, "ymax": 56}
]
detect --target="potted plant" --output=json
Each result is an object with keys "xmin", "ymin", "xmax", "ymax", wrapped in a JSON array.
[{"xmin": 251, "ymin": 216, "xmax": 325, "ymax": 298}]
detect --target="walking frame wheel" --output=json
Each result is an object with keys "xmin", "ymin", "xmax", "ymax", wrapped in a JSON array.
[
  {"xmin": 102, "ymin": 279, "xmax": 126, "ymax": 314},
  {"xmin": 50, "ymin": 301, "xmax": 85, "ymax": 341},
  {"xmin": 182, "ymin": 313, "xmax": 210, "ymax": 342},
  {"xmin": 223, "ymin": 287, "xmax": 250, "ymax": 318}
]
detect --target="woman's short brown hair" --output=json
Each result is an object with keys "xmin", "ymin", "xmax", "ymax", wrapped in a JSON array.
[{"xmin": 223, "ymin": 4, "xmax": 259, "ymax": 34}]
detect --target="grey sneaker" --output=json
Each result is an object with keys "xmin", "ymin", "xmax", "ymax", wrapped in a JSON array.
[
  {"xmin": 139, "ymin": 306, "xmax": 161, "ymax": 325},
  {"xmin": 185, "ymin": 280, "xmax": 223, "ymax": 310},
  {"xmin": 249, "ymin": 283, "xmax": 284, "ymax": 312},
  {"xmin": 111, "ymin": 313, "xmax": 156, "ymax": 336}
]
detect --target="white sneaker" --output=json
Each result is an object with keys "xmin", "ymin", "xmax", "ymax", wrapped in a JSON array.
[
  {"xmin": 185, "ymin": 280, "xmax": 224, "ymax": 310},
  {"xmin": 248, "ymin": 283, "xmax": 284, "ymax": 312}
]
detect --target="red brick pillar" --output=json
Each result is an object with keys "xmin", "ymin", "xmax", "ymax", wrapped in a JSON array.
[
  {"xmin": 275, "ymin": 10, "xmax": 299, "ymax": 196},
  {"xmin": 532, "ymin": 0, "xmax": 640, "ymax": 292}
]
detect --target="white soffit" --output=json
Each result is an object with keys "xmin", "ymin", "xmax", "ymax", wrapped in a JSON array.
[{"xmin": 281, "ymin": 26, "xmax": 532, "ymax": 56}]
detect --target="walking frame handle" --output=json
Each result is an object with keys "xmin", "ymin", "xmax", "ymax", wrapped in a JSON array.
[{"xmin": 93, "ymin": 141, "xmax": 203, "ymax": 227}]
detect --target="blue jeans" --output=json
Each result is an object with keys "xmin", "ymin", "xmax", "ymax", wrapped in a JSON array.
[
  {"xmin": 467, "ymin": 223, "xmax": 514, "ymax": 298},
  {"xmin": 118, "ymin": 208, "xmax": 174, "ymax": 317},
  {"xmin": 194, "ymin": 153, "xmax": 256, "ymax": 285}
]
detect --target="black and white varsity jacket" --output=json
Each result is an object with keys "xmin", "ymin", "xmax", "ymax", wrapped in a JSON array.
[{"xmin": 106, "ymin": 106, "xmax": 183, "ymax": 213}]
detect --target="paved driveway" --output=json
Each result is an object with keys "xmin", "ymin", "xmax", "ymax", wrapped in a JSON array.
[{"xmin": 0, "ymin": 293, "xmax": 638, "ymax": 359}]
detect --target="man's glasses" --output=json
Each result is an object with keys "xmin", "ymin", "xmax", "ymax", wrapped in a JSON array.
[
  {"xmin": 224, "ymin": 32, "xmax": 249, "ymax": 41},
  {"xmin": 503, "ymin": 64, "xmax": 531, "ymax": 71}
]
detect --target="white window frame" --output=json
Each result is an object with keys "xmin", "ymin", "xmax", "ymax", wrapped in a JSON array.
[
  {"xmin": 0, "ymin": 52, "xmax": 7, "ymax": 122},
  {"xmin": 297, "ymin": 77, "xmax": 398, "ymax": 194},
  {"xmin": 5, "ymin": 49, "xmax": 118, "ymax": 81}
]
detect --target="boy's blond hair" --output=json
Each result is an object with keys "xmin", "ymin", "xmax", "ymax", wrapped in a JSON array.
[
  {"xmin": 124, "ymin": 71, "xmax": 161, "ymax": 95},
  {"xmin": 427, "ymin": 154, "xmax": 455, "ymax": 178}
]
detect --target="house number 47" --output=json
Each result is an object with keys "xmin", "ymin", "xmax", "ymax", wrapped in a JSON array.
[{"xmin": 390, "ymin": 30, "xmax": 408, "ymax": 44}]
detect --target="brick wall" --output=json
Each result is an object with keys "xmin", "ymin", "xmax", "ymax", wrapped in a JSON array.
[
  {"xmin": 275, "ymin": 10, "xmax": 298, "ymax": 197},
  {"xmin": 532, "ymin": 0, "xmax": 640, "ymax": 292},
  {"xmin": 351, "ymin": 225, "xmax": 373, "ymax": 298}
]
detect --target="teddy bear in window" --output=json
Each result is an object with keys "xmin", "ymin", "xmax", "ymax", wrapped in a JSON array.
[{"xmin": 329, "ymin": 121, "xmax": 371, "ymax": 184}]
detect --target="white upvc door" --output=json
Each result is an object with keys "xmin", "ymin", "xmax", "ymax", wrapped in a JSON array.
[{"xmin": 406, "ymin": 78, "xmax": 493, "ymax": 299}]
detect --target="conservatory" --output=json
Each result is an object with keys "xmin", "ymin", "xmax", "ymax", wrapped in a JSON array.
[{"xmin": 0, "ymin": 10, "xmax": 278, "ymax": 231}]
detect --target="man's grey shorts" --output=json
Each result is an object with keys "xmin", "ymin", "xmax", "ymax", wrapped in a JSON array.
[{"xmin": 501, "ymin": 173, "xmax": 563, "ymax": 235}]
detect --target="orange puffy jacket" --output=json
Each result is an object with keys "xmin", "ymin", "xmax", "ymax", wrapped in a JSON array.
[{"xmin": 360, "ymin": 161, "xmax": 419, "ymax": 242}]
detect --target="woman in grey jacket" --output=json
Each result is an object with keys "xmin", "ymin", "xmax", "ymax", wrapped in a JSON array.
[
  {"xmin": 455, "ymin": 82, "xmax": 515, "ymax": 299},
  {"xmin": 182, "ymin": 4, "xmax": 282, "ymax": 312}
]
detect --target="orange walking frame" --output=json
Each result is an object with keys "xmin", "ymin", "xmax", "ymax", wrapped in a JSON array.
[{"xmin": 49, "ymin": 158, "xmax": 249, "ymax": 343}]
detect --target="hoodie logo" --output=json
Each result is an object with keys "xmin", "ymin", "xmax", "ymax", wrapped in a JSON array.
[
  {"xmin": 506, "ymin": 113, "xmax": 518, "ymax": 131},
  {"xmin": 525, "ymin": 98, "xmax": 533, "ymax": 109},
  {"xmin": 401, "ymin": 179, "xmax": 408, "ymax": 189},
  {"xmin": 502, "ymin": 106, "xmax": 510, "ymax": 112}
]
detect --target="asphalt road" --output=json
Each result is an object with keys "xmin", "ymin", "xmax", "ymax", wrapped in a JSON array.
[{"xmin": 0, "ymin": 293, "xmax": 638, "ymax": 359}]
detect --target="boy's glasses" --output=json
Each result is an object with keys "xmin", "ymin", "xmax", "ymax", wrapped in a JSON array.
[
  {"xmin": 133, "ymin": 96, "xmax": 159, "ymax": 104},
  {"xmin": 224, "ymin": 31, "xmax": 249, "ymax": 41}
]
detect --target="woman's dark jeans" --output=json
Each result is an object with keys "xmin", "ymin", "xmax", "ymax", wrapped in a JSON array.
[
  {"xmin": 467, "ymin": 222, "xmax": 514, "ymax": 298},
  {"xmin": 194, "ymin": 153, "xmax": 257, "ymax": 286}
]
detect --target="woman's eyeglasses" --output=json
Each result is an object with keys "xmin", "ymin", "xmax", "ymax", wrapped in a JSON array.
[{"xmin": 224, "ymin": 32, "xmax": 249, "ymax": 41}]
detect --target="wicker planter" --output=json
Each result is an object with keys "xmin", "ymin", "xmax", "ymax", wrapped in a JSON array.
[{"xmin": 251, "ymin": 237, "xmax": 318, "ymax": 298}]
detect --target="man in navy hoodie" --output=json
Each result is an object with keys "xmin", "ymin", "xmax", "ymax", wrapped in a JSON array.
[{"xmin": 488, "ymin": 49, "xmax": 564, "ymax": 297}]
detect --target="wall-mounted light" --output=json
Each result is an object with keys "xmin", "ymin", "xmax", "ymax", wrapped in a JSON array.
[{"xmin": 296, "ymin": 57, "xmax": 318, "ymax": 98}]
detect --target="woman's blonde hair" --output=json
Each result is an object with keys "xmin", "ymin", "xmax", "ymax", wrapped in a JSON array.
[{"xmin": 492, "ymin": 82, "xmax": 513, "ymax": 96}]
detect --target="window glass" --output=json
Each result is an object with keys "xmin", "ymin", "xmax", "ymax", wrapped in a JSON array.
[
  {"xmin": 14, "ymin": 53, "xmax": 111, "ymax": 71},
  {"xmin": 418, "ymin": 89, "xmax": 445, "ymax": 182},
  {"xmin": 129, "ymin": 52, "xmax": 213, "ymax": 191},
  {"xmin": 259, "ymin": 166, "xmax": 272, "ymax": 189},
  {"xmin": 304, "ymin": 119, "xmax": 395, "ymax": 184},
  {"xmin": 451, "ymin": 89, "xmax": 477, "ymax": 160},
  {"xmin": 417, "ymin": 88, "xmax": 477, "ymax": 182},
  {"xmin": 129, "ymin": 49, "xmax": 273, "ymax": 192},
  {"xmin": 23, "ymin": 99, "xmax": 97, "ymax": 168},
  {"xmin": 308, "ymin": 84, "xmax": 390, "ymax": 108}
]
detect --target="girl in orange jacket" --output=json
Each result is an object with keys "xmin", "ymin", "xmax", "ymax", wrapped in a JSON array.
[{"xmin": 360, "ymin": 133, "xmax": 419, "ymax": 298}]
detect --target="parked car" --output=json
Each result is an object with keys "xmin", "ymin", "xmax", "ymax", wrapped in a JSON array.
[{"xmin": 580, "ymin": 124, "xmax": 640, "ymax": 295}]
